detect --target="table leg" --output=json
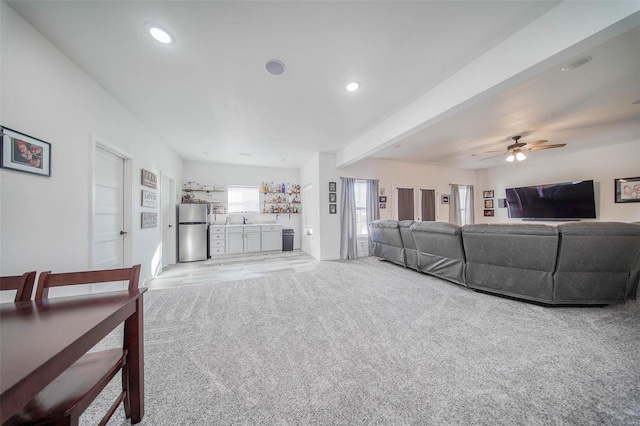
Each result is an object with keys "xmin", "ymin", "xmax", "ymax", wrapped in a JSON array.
[{"xmin": 124, "ymin": 296, "xmax": 144, "ymax": 423}]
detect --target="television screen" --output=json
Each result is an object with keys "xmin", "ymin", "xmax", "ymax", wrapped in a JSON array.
[{"xmin": 505, "ymin": 180, "xmax": 596, "ymax": 219}]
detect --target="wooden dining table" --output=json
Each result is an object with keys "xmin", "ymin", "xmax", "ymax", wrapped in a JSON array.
[{"xmin": 0, "ymin": 288, "xmax": 147, "ymax": 424}]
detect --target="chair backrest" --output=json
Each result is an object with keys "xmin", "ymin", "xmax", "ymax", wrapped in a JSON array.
[
  {"xmin": 35, "ymin": 265, "xmax": 141, "ymax": 300},
  {"xmin": 0, "ymin": 271, "xmax": 37, "ymax": 302}
]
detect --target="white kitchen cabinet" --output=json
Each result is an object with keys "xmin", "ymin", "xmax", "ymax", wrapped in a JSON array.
[
  {"xmin": 226, "ymin": 226, "xmax": 261, "ymax": 253},
  {"xmin": 209, "ymin": 226, "xmax": 226, "ymax": 256},
  {"xmin": 261, "ymin": 225, "xmax": 282, "ymax": 251}
]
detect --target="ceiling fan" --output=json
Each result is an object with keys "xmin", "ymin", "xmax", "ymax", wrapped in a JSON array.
[{"xmin": 482, "ymin": 136, "xmax": 567, "ymax": 162}]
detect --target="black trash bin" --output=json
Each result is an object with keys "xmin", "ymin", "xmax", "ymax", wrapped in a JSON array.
[{"xmin": 282, "ymin": 228, "xmax": 294, "ymax": 251}]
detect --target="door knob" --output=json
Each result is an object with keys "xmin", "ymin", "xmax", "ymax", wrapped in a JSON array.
[
  {"xmin": 168, "ymin": 225, "xmax": 173, "ymax": 228},
  {"xmin": 120, "ymin": 230, "xmax": 128, "ymax": 235}
]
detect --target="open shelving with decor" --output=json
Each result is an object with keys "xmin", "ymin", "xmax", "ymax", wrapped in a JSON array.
[
  {"xmin": 182, "ymin": 182, "xmax": 227, "ymax": 214},
  {"xmin": 260, "ymin": 182, "xmax": 302, "ymax": 215}
]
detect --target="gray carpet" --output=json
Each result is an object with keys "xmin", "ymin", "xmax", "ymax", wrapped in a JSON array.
[{"xmin": 84, "ymin": 257, "xmax": 640, "ymax": 425}]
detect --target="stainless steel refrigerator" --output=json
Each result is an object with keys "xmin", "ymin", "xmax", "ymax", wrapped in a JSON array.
[{"xmin": 178, "ymin": 204, "xmax": 208, "ymax": 262}]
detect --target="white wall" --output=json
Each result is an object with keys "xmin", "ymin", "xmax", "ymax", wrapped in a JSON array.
[
  {"xmin": 477, "ymin": 140, "xmax": 640, "ymax": 223},
  {"xmin": 300, "ymin": 153, "xmax": 321, "ymax": 259},
  {"xmin": 0, "ymin": 3, "xmax": 183, "ymax": 284},
  {"xmin": 183, "ymin": 161, "xmax": 302, "ymax": 249}
]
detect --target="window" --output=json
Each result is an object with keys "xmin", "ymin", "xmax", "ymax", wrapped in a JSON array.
[
  {"xmin": 355, "ymin": 180, "xmax": 367, "ymax": 235},
  {"xmin": 227, "ymin": 186, "xmax": 259, "ymax": 213},
  {"xmin": 458, "ymin": 185, "xmax": 469, "ymax": 226}
]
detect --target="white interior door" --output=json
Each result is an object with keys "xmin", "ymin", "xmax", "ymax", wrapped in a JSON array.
[
  {"xmin": 161, "ymin": 175, "xmax": 176, "ymax": 268},
  {"xmin": 93, "ymin": 147, "xmax": 124, "ymax": 270}
]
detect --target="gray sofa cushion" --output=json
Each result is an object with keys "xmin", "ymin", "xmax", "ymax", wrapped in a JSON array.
[
  {"xmin": 369, "ymin": 220, "xmax": 405, "ymax": 267},
  {"xmin": 462, "ymin": 223, "xmax": 559, "ymax": 303},
  {"xmin": 411, "ymin": 221, "xmax": 465, "ymax": 285},
  {"xmin": 399, "ymin": 220, "xmax": 417, "ymax": 270},
  {"xmin": 554, "ymin": 222, "xmax": 640, "ymax": 304}
]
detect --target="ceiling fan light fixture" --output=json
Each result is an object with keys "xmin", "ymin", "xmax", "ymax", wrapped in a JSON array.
[
  {"xmin": 506, "ymin": 154, "xmax": 515, "ymax": 162},
  {"xmin": 516, "ymin": 152, "xmax": 526, "ymax": 161}
]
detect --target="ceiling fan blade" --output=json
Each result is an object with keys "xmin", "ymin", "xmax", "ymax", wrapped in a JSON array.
[
  {"xmin": 525, "ymin": 139, "xmax": 548, "ymax": 147},
  {"xmin": 479, "ymin": 153, "xmax": 506, "ymax": 161},
  {"xmin": 527, "ymin": 143, "xmax": 567, "ymax": 151},
  {"xmin": 484, "ymin": 150, "xmax": 504, "ymax": 153}
]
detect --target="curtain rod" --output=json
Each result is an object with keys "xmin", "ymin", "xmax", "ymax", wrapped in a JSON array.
[
  {"xmin": 449, "ymin": 183, "xmax": 473, "ymax": 186},
  {"xmin": 340, "ymin": 177, "xmax": 379, "ymax": 180}
]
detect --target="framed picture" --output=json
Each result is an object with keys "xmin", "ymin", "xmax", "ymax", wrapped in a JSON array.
[
  {"xmin": 484, "ymin": 199, "xmax": 494, "ymax": 209},
  {"xmin": 380, "ymin": 203, "xmax": 386, "ymax": 209},
  {"xmin": 615, "ymin": 177, "xmax": 640, "ymax": 203},
  {"xmin": 141, "ymin": 212, "xmax": 157, "ymax": 228},
  {"xmin": 484, "ymin": 209, "xmax": 494, "ymax": 217},
  {"xmin": 329, "ymin": 181, "xmax": 336, "ymax": 192},
  {"xmin": 1, "ymin": 126, "xmax": 51, "ymax": 177},
  {"xmin": 141, "ymin": 190, "xmax": 157, "ymax": 208},
  {"xmin": 379, "ymin": 196, "xmax": 387, "ymax": 203},
  {"xmin": 441, "ymin": 194, "xmax": 450, "ymax": 204},
  {"xmin": 329, "ymin": 203, "xmax": 337, "ymax": 214},
  {"xmin": 141, "ymin": 169, "xmax": 157, "ymax": 189},
  {"xmin": 380, "ymin": 188, "xmax": 386, "ymax": 196},
  {"xmin": 329, "ymin": 192, "xmax": 337, "ymax": 203},
  {"xmin": 483, "ymin": 190, "xmax": 494, "ymax": 199}
]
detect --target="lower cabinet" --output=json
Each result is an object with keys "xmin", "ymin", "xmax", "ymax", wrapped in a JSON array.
[
  {"xmin": 262, "ymin": 225, "xmax": 282, "ymax": 251},
  {"xmin": 226, "ymin": 226, "xmax": 261, "ymax": 254}
]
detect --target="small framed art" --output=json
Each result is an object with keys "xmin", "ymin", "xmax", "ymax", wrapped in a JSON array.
[
  {"xmin": 484, "ymin": 199, "xmax": 494, "ymax": 209},
  {"xmin": 329, "ymin": 204, "xmax": 337, "ymax": 214},
  {"xmin": 483, "ymin": 190, "xmax": 494, "ymax": 199},
  {"xmin": 483, "ymin": 209, "xmax": 494, "ymax": 217},
  {"xmin": 329, "ymin": 181, "xmax": 336, "ymax": 192},
  {"xmin": 441, "ymin": 194, "xmax": 450, "ymax": 204},
  {"xmin": 329, "ymin": 192, "xmax": 337, "ymax": 203},
  {"xmin": 1, "ymin": 126, "xmax": 52, "ymax": 177},
  {"xmin": 380, "ymin": 203, "xmax": 386, "ymax": 209},
  {"xmin": 379, "ymin": 196, "xmax": 387, "ymax": 203},
  {"xmin": 141, "ymin": 169, "xmax": 157, "ymax": 189},
  {"xmin": 615, "ymin": 177, "xmax": 640, "ymax": 203}
]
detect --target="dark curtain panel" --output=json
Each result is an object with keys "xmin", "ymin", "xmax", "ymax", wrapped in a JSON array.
[
  {"xmin": 397, "ymin": 188, "xmax": 414, "ymax": 221},
  {"xmin": 421, "ymin": 189, "xmax": 436, "ymax": 221}
]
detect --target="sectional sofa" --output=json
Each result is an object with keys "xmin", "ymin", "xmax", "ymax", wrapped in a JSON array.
[{"xmin": 368, "ymin": 220, "xmax": 640, "ymax": 305}]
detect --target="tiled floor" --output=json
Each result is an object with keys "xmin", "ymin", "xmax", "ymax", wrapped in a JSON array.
[{"xmin": 147, "ymin": 250, "xmax": 320, "ymax": 290}]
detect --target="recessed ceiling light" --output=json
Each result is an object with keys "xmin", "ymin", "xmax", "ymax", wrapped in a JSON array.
[
  {"xmin": 561, "ymin": 56, "xmax": 591, "ymax": 72},
  {"xmin": 345, "ymin": 81, "xmax": 360, "ymax": 92},
  {"xmin": 265, "ymin": 60, "xmax": 286, "ymax": 76},
  {"xmin": 146, "ymin": 23, "xmax": 173, "ymax": 44}
]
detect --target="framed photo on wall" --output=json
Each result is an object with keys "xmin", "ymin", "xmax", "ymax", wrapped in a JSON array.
[
  {"xmin": 0, "ymin": 126, "xmax": 52, "ymax": 177},
  {"xmin": 329, "ymin": 192, "xmax": 337, "ymax": 203},
  {"xmin": 615, "ymin": 177, "xmax": 640, "ymax": 203},
  {"xmin": 483, "ymin": 209, "xmax": 494, "ymax": 217},
  {"xmin": 329, "ymin": 181, "xmax": 336, "ymax": 192},
  {"xmin": 329, "ymin": 204, "xmax": 337, "ymax": 214},
  {"xmin": 141, "ymin": 169, "xmax": 157, "ymax": 189},
  {"xmin": 484, "ymin": 199, "xmax": 494, "ymax": 209},
  {"xmin": 380, "ymin": 203, "xmax": 386, "ymax": 209},
  {"xmin": 379, "ymin": 196, "xmax": 387, "ymax": 203},
  {"xmin": 441, "ymin": 194, "xmax": 450, "ymax": 204},
  {"xmin": 483, "ymin": 190, "xmax": 494, "ymax": 199}
]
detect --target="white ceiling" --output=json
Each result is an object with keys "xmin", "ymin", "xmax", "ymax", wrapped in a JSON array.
[{"xmin": 7, "ymin": 1, "xmax": 640, "ymax": 169}]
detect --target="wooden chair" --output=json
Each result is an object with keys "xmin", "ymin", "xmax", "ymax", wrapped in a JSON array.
[
  {"xmin": 0, "ymin": 271, "xmax": 36, "ymax": 302},
  {"xmin": 5, "ymin": 264, "xmax": 141, "ymax": 426}
]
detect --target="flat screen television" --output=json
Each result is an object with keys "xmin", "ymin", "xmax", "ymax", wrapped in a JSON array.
[{"xmin": 505, "ymin": 180, "xmax": 596, "ymax": 220}]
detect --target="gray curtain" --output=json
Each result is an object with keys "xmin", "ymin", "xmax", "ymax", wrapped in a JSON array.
[
  {"xmin": 366, "ymin": 179, "xmax": 380, "ymax": 255},
  {"xmin": 340, "ymin": 177, "xmax": 358, "ymax": 259},
  {"xmin": 397, "ymin": 188, "xmax": 414, "ymax": 221},
  {"xmin": 449, "ymin": 184, "xmax": 462, "ymax": 225},
  {"xmin": 449, "ymin": 184, "xmax": 475, "ymax": 225},
  {"xmin": 421, "ymin": 189, "xmax": 436, "ymax": 221}
]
